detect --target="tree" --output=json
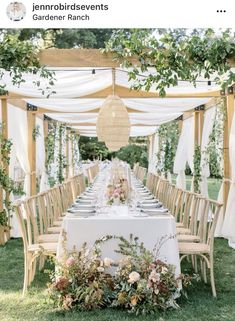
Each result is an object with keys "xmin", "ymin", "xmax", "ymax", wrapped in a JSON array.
[
  {"xmin": 0, "ymin": 28, "xmax": 115, "ymax": 49},
  {"xmin": 79, "ymin": 137, "xmax": 110, "ymax": 160}
]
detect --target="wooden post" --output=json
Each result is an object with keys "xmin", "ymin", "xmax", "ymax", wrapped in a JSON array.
[
  {"xmin": 0, "ymin": 98, "xmax": 10, "ymax": 244},
  {"xmin": 1, "ymin": 99, "xmax": 9, "ymax": 211},
  {"xmin": 43, "ymin": 116, "xmax": 49, "ymax": 162},
  {"xmin": 27, "ymin": 107, "xmax": 37, "ymax": 196},
  {"xmin": 223, "ymin": 90, "xmax": 235, "ymax": 212},
  {"xmin": 194, "ymin": 105, "xmax": 205, "ymax": 147}
]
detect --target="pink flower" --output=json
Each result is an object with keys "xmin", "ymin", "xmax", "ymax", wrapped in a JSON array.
[
  {"xmin": 55, "ymin": 276, "xmax": 69, "ymax": 290},
  {"xmin": 149, "ymin": 270, "xmax": 160, "ymax": 283},
  {"xmin": 113, "ymin": 192, "xmax": 120, "ymax": 199},
  {"xmin": 66, "ymin": 257, "xmax": 76, "ymax": 267}
]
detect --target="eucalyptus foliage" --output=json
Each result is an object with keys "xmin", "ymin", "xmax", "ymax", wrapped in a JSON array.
[
  {"xmin": 156, "ymin": 121, "xmax": 179, "ymax": 175},
  {"xmin": 0, "ymin": 123, "xmax": 24, "ymax": 226},
  {"xmin": 193, "ymin": 145, "xmax": 202, "ymax": 193},
  {"xmin": 104, "ymin": 29, "xmax": 235, "ymax": 96}
]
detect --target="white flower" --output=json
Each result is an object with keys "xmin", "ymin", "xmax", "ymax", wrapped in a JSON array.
[
  {"xmin": 103, "ymin": 257, "xmax": 114, "ymax": 268},
  {"xmin": 128, "ymin": 271, "xmax": 140, "ymax": 284},
  {"xmin": 97, "ymin": 266, "xmax": 105, "ymax": 273},
  {"xmin": 161, "ymin": 267, "xmax": 168, "ymax": 275},
  {"xmin": 149, "ymin": 270, "xmax": 160, "ymax": 283}
]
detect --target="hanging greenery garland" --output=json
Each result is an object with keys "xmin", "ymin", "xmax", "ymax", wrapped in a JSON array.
[
  {"xmin": 204, "ymin": 99, "xmax": 225, "ymax": 179},
  {"xmin": 193, "ymin": 145, "xmax": 202, "ymax": 193},
  {"xmin": 0, "ymin": 123, "xmax": 24, "ymax": 227},
  {"xmin": 57, "ymin": 124, "xmax": 67, "ymax": 183},
  {"xmin": 156, "ymin": 121, "xmax": 179, "ymax": 176}
]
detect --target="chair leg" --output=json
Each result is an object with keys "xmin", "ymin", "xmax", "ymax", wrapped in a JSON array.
[
  {"xmin": 39, "ymin": 255, "xmax": 45, "ymax": 271},
  {"xmin": 209, "ymin": 255, "xmax": 216, "ymax": 297},
  {"xmin": 203, "ymin": 261, "xmax": 207, "ymax": 284},
  {"xmin": 23, "ymin": 255, "xmax": 29, "ymax": 296},
  {"xmin": 30, "ymin": 259, "xmax": 37, "ymax": 283}
]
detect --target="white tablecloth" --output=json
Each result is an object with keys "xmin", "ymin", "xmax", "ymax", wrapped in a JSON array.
[{"xmin": 57, "ymin": 210, "xmax": 181, "ymax": 276}]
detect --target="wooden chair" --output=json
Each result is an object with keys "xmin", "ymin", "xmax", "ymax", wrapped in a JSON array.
[
  {"xmin": 14, "ymin": 201, "xmax": 57, "ymax": 295},
  {"xmin": 177, "ymin": 195, "xmax": 205, "ymax": 243},
  {"xmin": 26, "ymin": 196, "xmax": 59, "ymax": 244},
  {"xmin": 178, "ymin": 199, "xmax": 223, "ymax": 297},
  {"xmin": 39, "ymin": 192, "xmax": 61, "ymax": 235}
]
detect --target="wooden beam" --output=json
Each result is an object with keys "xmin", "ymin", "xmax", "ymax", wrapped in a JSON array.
[
  {"xmin": 0, "ymin": 99, "xmax": 9, "ymax": 218},
  {"xmin": 8, "ymin": 99, "xmax": 27, "ymax": 110},
  {"xmin": 43, "ymin": 117, "xmax": 49, "ymax": 166},
  {"xmin": 38, "ymin": 48, "xmax": 235, "ymax": 68},
  {"xmin": 223, "ymin": 93, "xmax": 235, "ymax": 212},
  {"xmin": 27, "ymin": 111, "xmax": 37, "ymax": 196},
  {"xmin": 38, "ymin": 49, "xmax": 138, "ymax": 67}
]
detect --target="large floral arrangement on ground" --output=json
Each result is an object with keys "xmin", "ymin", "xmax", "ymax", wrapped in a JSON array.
[{"xmin": 48, "ymin": 235, "xmax": 193, "ymax": 314}]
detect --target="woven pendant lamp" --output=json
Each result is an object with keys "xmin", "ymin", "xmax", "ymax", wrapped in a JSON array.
[{"xmin": 96, "ymin": 69, "xmax": 130, "ymax": 151}]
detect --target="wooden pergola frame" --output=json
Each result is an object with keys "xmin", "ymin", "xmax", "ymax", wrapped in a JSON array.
[{"xmin": 0, "ymin": 48, "xmax": 234, "ymax": 219}]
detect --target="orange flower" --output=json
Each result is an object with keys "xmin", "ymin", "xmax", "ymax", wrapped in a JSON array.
[{"xmin": 130, "ymin": 295, "xmax": 138, "ymax": 306}]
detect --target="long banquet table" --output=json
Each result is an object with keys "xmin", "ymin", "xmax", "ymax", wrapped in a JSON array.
[{"xmin": 57, "ymin": 163, "xmax": 181, "ymax": 276}]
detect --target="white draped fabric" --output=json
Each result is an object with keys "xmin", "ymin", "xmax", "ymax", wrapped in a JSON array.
[
  {"xmin": 7, "ymin": 105, "xmax": 31, "ymax": 237},
  {"xmin": 8, "ymin": 105, "xmax": 31, "ymax": 196},
  {"xmin": 148, "ymin": 133, "xmax": 159, "ymax": 173},
  {"xmin": 36, "ymin": 118, "xmax": 49, "ymax": 192},
  {"xmin": 173, "ymin": 117, "xmax": 194, "ymax": 189},
  {"xmin": 1, "ymin": 68, "xmax": 222, "ymax": 98},
  {"xmin": 221, "ymin": 107, "xmax": 235, "ymax": 249},
  {"xmin": 214, "ymin": 180, "xmax": 224, "ymax": 237},
  {"xmin": 200, "ymin": 107, "xmax": 216, "ymax": 197}
]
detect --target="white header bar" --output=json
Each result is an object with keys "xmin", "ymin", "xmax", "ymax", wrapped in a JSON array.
[{"xmin": 0, "ymin": 0, "xmax": 234, "ymax": 28}]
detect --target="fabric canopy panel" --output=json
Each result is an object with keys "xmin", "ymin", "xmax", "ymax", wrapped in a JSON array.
[
  {"xmin": 70, "ymin": 125, "xmax": 158, "ymax": 137},
  {"xmin": 173, "ymin": 117, "xmax": 195, "ymax": 189},
  {"xmin": 200, "ymin": 107, "xmax": 216, "ymax": 197},
  {"xmin": 1, "ymin": 67, "xmax": 224, "ymax": 98},
  {"xmin": 221, "ymin": 103, "xmax": 235, "ymax": 249},
  {"xmin": 27, "ymin": 97, "xmax": 210, "ymax": 113}
]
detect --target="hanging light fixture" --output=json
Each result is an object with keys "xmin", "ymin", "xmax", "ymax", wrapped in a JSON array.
[{"xmin": 96, "ymin": 68, "xmax": 130, "ymax": 151}]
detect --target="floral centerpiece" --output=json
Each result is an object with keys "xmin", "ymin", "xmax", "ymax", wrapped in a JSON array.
[{"xmin": 106, "ymin": 178, "xmax": 129, "ymax": 205}]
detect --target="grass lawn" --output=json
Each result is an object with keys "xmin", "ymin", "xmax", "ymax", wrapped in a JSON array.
[{"xmin": 0, "ymin": 179, "xmax": 234, "ymax": 321}]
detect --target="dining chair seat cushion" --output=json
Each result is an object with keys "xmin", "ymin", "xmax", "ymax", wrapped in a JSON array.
[
  {"xmin": 177, "ymin": 234, "xmax": 200, "ymax": 242},
  {"xmin": 28, "ymin": 242, "xmax": 58, "ymax": 253},
  {"xmin": 38, "ymin": 234, "xmax": 59, "ymax": 243},
  {"xmin": 53, "ymin": 220, "xmax": 62, "ymax": 227},
  {"xmin": 176, "ymin": 222, "xmax": 184, "ymax": 228},
  {"xmin": 47, "ymin": 226, "xmax": 61, "ymax": 234},
  {"xmin": 179, "ymin": 242, "xmax": 210, "ymax": 254},
  {"xmin": 176, "ymin": 227, "xmax": 191, "ymax": 235}
]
